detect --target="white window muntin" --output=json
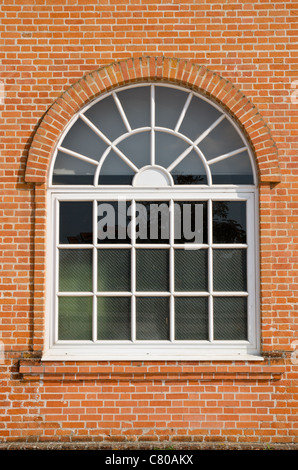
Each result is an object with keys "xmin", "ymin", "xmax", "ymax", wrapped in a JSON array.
[{"xmin": 43, "ymin": 188, "xmax": 260, "ymax": 361}]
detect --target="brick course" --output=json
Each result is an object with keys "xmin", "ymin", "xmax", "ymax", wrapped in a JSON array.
[{"xmin": 0, "ymin": 0, "xmax": 297, "ymax": 447}]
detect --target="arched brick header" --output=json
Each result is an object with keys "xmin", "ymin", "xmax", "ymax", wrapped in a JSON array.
[{"xmin": 25, "ymin": 56, "xmax": 281, "ymax": 184}]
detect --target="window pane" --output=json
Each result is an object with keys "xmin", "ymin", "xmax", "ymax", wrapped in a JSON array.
[
  {"xmin": 179, "ymin": 95, "xmax": 222, "ymax": 141},
  {"xmin": 136, "ymin": 249, "xmax": 169, "ymax": 292},
  {"xmin": 117, "ymin": 86, "xmax": 150, "ymax": 129},
  {"xmin": 59, "ymin": 249, "xmax": 92, "ymax": 292},
  {"xmin": 174, "ymin": 201, "xmax": 207, "ymax": 245},
  {"xmin": 213, "ymin": 297, "xmax": 247, "ymax": 340},
  {"xmin": 211, "ymin": 151, "xmax": 254, "ymax": 185},
  {"xmin": 59, "ymin": 202, "xmax": 93, "ymax": 244},
  {"xmin": 58, "ymin": 296, "xmax": 93, "ymax": 340},
  {"xmin": 155, "ymin": 131, "xmax": 189, "ymax": 169},
  {"xmin": 198, "ymin": 118, "xmax": 245, "ymax": 161},
  {"xmin": 98, "ymin": 249, "xmax": 131, "ymax": 291},
  {"xmin": 175, "ymin": 297, "xmax": 208, "ymax": 340},
  {"xmin": 97, "ymin": 297, "xmax": 131, "ymax": 340},
  {"xmin": 172, "ymin": 149, "xmax": 207, "ymax": 185},
  {"xmin": 60, "ymin": 118, "xmax": 108, "ymax": 162},
  {"xmin": 53, "ymin": 151, "xmax": 95, "ymax": 185},
  {"xmin": 175, "ymin": 249, "xmax": 208, "ymax": 291},
  {"xmin": 117, "ymin": 131, "xmax": 150, "ymax": 169},
  {"xmin": 155, "ymin": 86, "xmax": 188, "ymax": 130},
  {"xmin": 213, "ymin": 201, "xmax": 246, "ymax": 244},
  {"xmin": 213, "ymin": 249, "xmax": 247, "ymax": 292},
  {"xmin": 97, "ymin": 201, "xmax": 131, "ymax": 244},
  {"xmin": 136, "ymin": 297, "xmax": 169, "ymax": 340},
  {"xmin": 83, "ymin": 94, "xmax": 127, "ymax": 141},
  {"xmin": 98, "ymin": 150, "xmax": 135, "ymax": 185},
  {"xmin": 135, "ymin": 201, "xmax": 170, "ymax": 244}
]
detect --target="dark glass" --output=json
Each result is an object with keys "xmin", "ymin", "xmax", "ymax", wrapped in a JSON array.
[
  {"xmin": 135, "ymin": 201, "xmax": 170, "ymax": 244},
  {"xmin": 97, "ymin": 297, "xmax": 131, "ymax": 340},
  {"xmin": 175, "ymin": 297, "xmax": 209, "ymax": 340},
  {"xmin": 213, "ymin": 297, "xmax": 247, "ymax": 340},
  {"xmin": 174, "ymin": 201, "xmax": 207, "ymax": 245},
  {"xmin": 97, "ymin": 249, "xmax": 131, "ymax": 291},
  {"xmin": 136, "ymin": 297, "xmax": 169, "ymax": 340},
  {"xmin": 213, "ymin": 249, "xmax": 247, "ymax": 292},
  {"xmin": 53, "ymin": 151, "xmax": 95, "ymax": 186},
  {"xmin": 213, "ymin": 201, "xmax": 246, "ymax": 244},
  {"xmin": 97, "ymin": 201, "xmax": 131, "ymax": 244},
  {"xmin": 59, "ymin": 202, "xmax": 93, "ymax": 244},
  {"xmin": 98, "ymin": 149, "xmax": 135, "ymax": 186},
  {"xmin": 136, "ymin": 249, "xmax": 169, "ymax": 292},
  {"xmin": 171, "ymin": 149, "xmax": 208, "ymax": 185},
  {"xmin": 174, "ymin": 249, "xmax": 208, "ymax": 291}
]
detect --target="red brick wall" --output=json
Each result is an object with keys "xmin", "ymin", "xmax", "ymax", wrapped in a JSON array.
[{"xmin": 0, "ymin": 1, "xmax": 297, "ymax": 447}]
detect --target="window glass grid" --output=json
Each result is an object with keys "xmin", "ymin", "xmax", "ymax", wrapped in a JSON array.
[{"xmin": 56, "ymin": 197, "xmax": 250, "ymax": 343}]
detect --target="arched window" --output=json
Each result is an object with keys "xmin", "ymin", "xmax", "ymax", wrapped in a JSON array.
[{"xmin": 45, "ymin": 83, "xmax": 260, "ymax": 361}]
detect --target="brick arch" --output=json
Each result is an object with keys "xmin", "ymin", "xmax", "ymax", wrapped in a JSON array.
[{"xmin": 25, "ymin": 56, "xmax": 281, "ymax": 184}]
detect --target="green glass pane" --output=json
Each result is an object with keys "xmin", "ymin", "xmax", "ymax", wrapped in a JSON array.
[
  {"xmin": 175, "ymin": 297, "xmax": 208, "ymax": 340},
  {"xmin": 59, "ymin": 249, "xmax": 92, "ymax": 292},
  {"xmin": 213, "ymin": 249, "xmax": 247, "ymax": 291},
  {"xmin": 213, "ymin": 297, "xmax": 247, "ymax": 340},
  {"xmin": 136, "ymin": 249, "xmax": 169, "ymax": 292},
  {"xmin": 97, "ymin": 249, "xmax": 131, "ymax": 291},
  {"xmin": 58, "ymin": 296, "xmax": 92, "ymax": 340},
  {"xmin": 97, "ymin": 297, "xmax": 131, "ymax": 340},
  {"xmin": 175, "ymin": 249, "xmax": 208, "ymax": 291},
  {"xmin": 136, "ymin": 297, "xmax": 169, "ymax": 340}
]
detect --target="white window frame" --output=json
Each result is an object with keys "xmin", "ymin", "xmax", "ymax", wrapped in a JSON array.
[
  {"xmin": 42, "ymin": 83, "xmax": 262, "ymax": 361},
  {"xmin": 43, "ymin": 187, "xmax": 261, "ymax": 361}
]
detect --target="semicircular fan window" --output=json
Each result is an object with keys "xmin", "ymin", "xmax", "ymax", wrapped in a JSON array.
[{"xmin": 51, "ymin": 84, "xmax": 255, "ymax": 187}]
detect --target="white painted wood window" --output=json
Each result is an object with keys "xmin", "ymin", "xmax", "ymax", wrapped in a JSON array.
[{"xmin": 44, "ymin": 84, "xmax": 261, "ymax": 361}]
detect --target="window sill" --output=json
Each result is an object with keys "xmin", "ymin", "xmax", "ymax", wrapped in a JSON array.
[{"xmin": 19, "ymin": 357, "xmax": 285, "ymax": 383}]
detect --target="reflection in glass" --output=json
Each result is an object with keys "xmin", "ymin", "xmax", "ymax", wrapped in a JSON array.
[
  {"xmin": 174, "ymin": 201, "xmax": 207, "ymax": 245},
  {"xmin": 136, "ymin": 297, "xmax": 169, "ymax": 340},
  {"xmin": 171, "ymin": 149, "xmax": 207, "ymax": 185},
  {"xmin": 198, "ymin": 118, "xmax": 245, "ymax": 161},
  {"xmin": 58, "ymin": 296, "xmax": 93, "ymax": 340},
  {"xmin": 175, "ymin": 297, "xmax": 208, "ymax": 340},
  {"xmin": 59, "ymin": 202, "xmax": 93, "ymax": 244},
  {"xmin": 97, "ymin": 201, "xmax": 131, "ymax": 244},
  {"xmin": 179, "ymin": 95, "xmax": 222, "ymax": 141},
  {"xmin": 135, "ymin": 201, "xmax": 170, "ymax": 244},
  {"xmin": 98, "ymin": 150, "xmax": 135, "ymax": 185},
  {"xmin": 211, "ymin": 151, "xmax": 254, "ymax": 185},
  {"xmin": 213, "ymin": 201, "xmax": 246, "ymax": 244},
  {"xmin": 97, "ymin": 297, "xmax": 131, "ymax": 340},
  {"xmin": 117, "ymin": 86, "xmax": 151, "ymax": 129},
  {"xmin": 155, "ymin": 86, "xmax": 188, "ymax": 130},
  {"xmin": 53, "ymin": 151, "xmax": 95, "ymax": 185}
]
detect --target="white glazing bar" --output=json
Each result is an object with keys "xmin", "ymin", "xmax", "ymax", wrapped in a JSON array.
[
  {"xmin": 193, "ymin": 114, "xmax": 226, "ymax": 147},
  {"xmin": 80, "ymin": 114, "xmax": 139, "ymax": 173},
  {"xmin": 57, "ymin": 292, "xmax": 94, "ymax": 296},
  {"xmin": 208, "ymin": 199, "xmax": 214, "ymax": 342},
  {"xmin": 92, "ymin": 200, "xmax": 98, "ymax": 343},
  {"xmin": 174, "ymin": 92, "xmax": 193, "ymax": 132},
  {"xmin": 167, "ymin": 145, "xmax": 193, "ymax": 173},
  {"xmin": 131, "ymin": 200, "xmax": 136, "ymax": 342},
  {"xmin": 150, "ymin": 85, "xmax": 155, "ymax": 165},
  {"xmin": 112, "ymin": 92, "xmax": 132, "ymax": 132},
  {"xmin": 97, "ymin": 292, "xmax": 133, "ymax": 297},
  {"xmin": 58, "ymin": 146, "xmax": 99, "ymax": 166},
  {"xmin": 169, "ymin": 199, "xmax": 175, "ymax": 342},
  {"xmin": 207, "ymin": 146, "xmax": 248, "ymax": 166},
  {"xmin": 212, "ymin": 291, "xmax": 249, "ymax": 296}
]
